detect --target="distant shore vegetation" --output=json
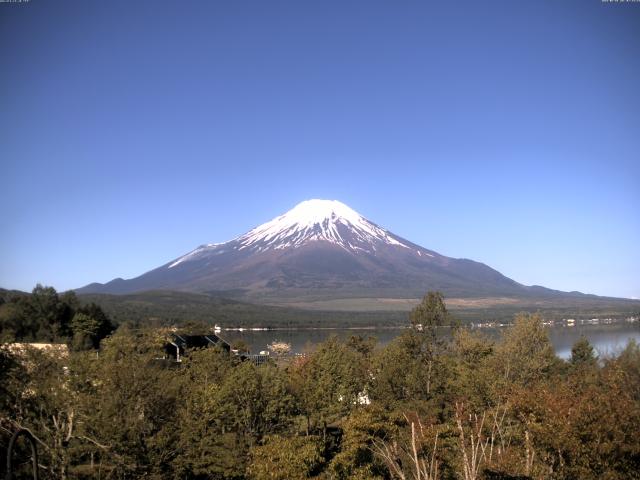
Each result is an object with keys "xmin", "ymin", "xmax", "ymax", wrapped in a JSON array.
[
  {"xmin": 1, "ymin": 288, "xmax": 639, "ymax": 479},
  {"xmin": 3, "ymin": 284, "xmax": 638, "ymax": 336}
]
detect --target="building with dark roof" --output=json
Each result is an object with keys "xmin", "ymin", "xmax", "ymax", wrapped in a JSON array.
[{"xmin": 164, "ymin": 332, "xmax": 269, "ymax": 365}]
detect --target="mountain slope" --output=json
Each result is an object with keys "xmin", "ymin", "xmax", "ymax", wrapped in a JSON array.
[{"xmin": 77, "ymin": 199, "xmax": 600, "ymax": 302}]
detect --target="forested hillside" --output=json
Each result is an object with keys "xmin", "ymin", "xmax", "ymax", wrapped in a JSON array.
[{"xmin": 1, "ymin": 294, "xmax": 639, "ymax": 479}]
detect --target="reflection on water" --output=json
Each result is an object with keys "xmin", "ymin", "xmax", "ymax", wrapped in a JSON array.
[
  {"xmin": 547, "ymin": 323, "xmax": 640, "ymax": 359},
  {"xmin": 222, "ymin": 322, "xmax": 640, "ymax": 359}
]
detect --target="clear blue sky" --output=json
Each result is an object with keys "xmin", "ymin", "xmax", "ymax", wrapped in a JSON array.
[{"xmin": 1, "ymin": 0, "xmax": 639, "ymax": 299}]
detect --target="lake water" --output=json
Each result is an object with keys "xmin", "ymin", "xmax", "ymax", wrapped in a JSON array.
[{"xmin": 222, "ymin": 321, "xmax": 640, "ymax": 359}]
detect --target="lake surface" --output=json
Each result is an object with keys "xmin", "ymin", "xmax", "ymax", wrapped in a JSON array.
[{"xmin": 222, "ymin": 321, "xmax": 640, "ymax": 359}]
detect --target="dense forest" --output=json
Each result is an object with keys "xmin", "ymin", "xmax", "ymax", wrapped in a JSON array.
[
  {"xmin": 0, "ymin": 285, "xmax": 114, "ymax": 349},
  {"xmin": 1, "ymin": 290, "xmax": 639, "ymax": 479}
]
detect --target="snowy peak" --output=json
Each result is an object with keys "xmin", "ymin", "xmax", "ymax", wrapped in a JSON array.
[
  {"xmin": 260, "ymin": 199, "xmax": 363, "ymax": 228},
  {"xmin": 237, "ymin": 199, "xmax": 410, "ymax": 253},
  {"xmin": 167, "ymin": 199, "xmax": 413, "ymax": 269}
]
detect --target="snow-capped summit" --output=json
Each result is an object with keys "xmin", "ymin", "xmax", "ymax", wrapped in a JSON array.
[
  {"xmin": 236, "ymin": 199, "xmax": 410, "ymax": 253},
  {"xmin": 78, "ymin": 199, "xmax": 526, "ymax": 300},
  {"xmin": 167, "ymin": 200, "xmax": 415, "ymax": 269}
]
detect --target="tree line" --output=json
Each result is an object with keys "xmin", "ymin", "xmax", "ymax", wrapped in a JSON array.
[
  {"xmin": 0, "ymin": 292, "xmax": 639, "ymax": 479},
  {"xmin": 0, "ymin": 285, "xmax": 114, "ymax": 350}
]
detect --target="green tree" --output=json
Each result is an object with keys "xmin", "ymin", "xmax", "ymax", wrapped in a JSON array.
[
  {"xmin": 171, "ymin": 348, "xmax": 244, "ymax": 479},
  {"xmin": 0, "ymin": 299, "xmax": 30, "ymax": 342},
  {"xmin": 77, "ymin": 328, "xmax": 181, "ymax": 478},
  {"xmin": 510, "ymin": 362, "xmax": 640, "ymax": 479},
  {"xmin": 290, "ymin": 336, "xmax": 368, "ymax": 437},
  {"xmin": 172, "ymin": 356, "xmax": 296, "ymax": 478},
  {"xmin": 215, "ymin": 361, "xmax": 295, "ymax": 444},
  {"xmin": 5, "ymin": 346, "xmax": 89, "ymax": 480},
  {"xmin": 410, "ymin": 291, "xmax": 452, "ymax": 331},
  {"xmin": 450, "ymin": 328, "xmax": 495, "ymax": 408},
  {"xmin": 406, "ymin": 292, "xmax": 455, "ymax": 402},
  {"xmin": 346, "ymin": 334, "xmax": 377, "ymax": 358},
  {"xmin": 370, "ymin": 331, "xmax": 429, "ymax": 405},
  {"xmin": 329, "ymin": 405, "xmax": 397, "ymax": 480},
  {"xmin": 70, "ymin": 304, "xmax": 114, "ymax": 350},
  {"xmin": 247, "ymin": 435, "xmax": 324, "ymax": 480},
  {"xmin": 76, "ymin": 302, "xmax": 114, "ymax": 341},
  {"xmin": 0, "ymin": 285, "xmax": 82, "ymax": 343},
  {"xmin": 30, "ymin": 284, "xmax": 72, "ymax": 341},
  {"xmin": 71, "ymin": 312, "xmax": 101, "ymax": 350},
  {"xmin": 492, "ymin": 313, "xmax": 559, "ymax": 389},
  {"xmin": 570, "ymin": 335, "xmax": 598, "ymax": 368},
  {"xmin": 0, "ymin": 345, "xmax": 25, "ymax": 417}
]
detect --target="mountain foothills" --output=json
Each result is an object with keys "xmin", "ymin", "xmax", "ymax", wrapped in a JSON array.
[{"xmin": 78, "ymin": 199, "xmax": 638, "ymax": 312}]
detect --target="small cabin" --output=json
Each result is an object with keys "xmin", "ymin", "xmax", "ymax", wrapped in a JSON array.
[
  {"xmin": 163, "ymin": 333, "xmax": 269, "ymax": 365},
  {"xmin": 164, "ymin": 333, "xmax": 230, "ymax": 362}
]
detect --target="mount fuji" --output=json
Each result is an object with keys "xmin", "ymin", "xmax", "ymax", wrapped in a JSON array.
[{"xmin": 77, "ymin": 199, "xmax": 586, "ymax": 303}]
